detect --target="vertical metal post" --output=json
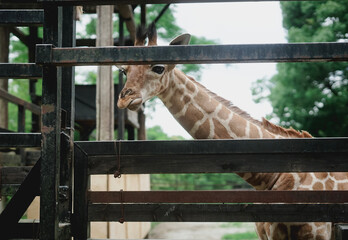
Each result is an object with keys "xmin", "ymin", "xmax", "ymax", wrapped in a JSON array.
[
  {"xmin": 29, "ymin": 27, "xmax": 40, "ymax": 132},
  {"xmin": 17, "ymin": 105, "xmax": 25, "ymax": 132},
  {"xmin": 40, "ymin": 5, "xmax": 62, "ymax": 239},
  {"xmin": 60, "ymin": 6, "xmax": 76, "ymax": 239},
  {"xmin": 117, "ymin": 17, "xmax": 125, "ymax": 140}
]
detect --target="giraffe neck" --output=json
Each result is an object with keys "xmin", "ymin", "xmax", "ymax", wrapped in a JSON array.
[{"xmin": 158, "ymin": 68, "xmax": 279, "ymax": 190}]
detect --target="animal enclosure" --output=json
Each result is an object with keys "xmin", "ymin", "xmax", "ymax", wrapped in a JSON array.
[{"xmin": 0, "ymin": 0, "xmax": 348, "ymax": 239}]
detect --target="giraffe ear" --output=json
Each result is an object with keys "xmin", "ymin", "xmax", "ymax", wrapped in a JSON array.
[
  {"xmin": 169, "ymin": 33, "xmax": 191, "ymax": 46},
  {"xmin": 167, "ymin": 34, "xmax": 191, "ymax": 71}
]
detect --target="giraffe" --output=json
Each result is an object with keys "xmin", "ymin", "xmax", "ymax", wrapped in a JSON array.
[{"xmin": 116, "ymin": 24, "xmax": 348, "ymax": 240}]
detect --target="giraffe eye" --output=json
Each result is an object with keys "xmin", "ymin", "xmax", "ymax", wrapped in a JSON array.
[{"xmin": 151, "ymin": 65, "xmax": 165, "ymax": 75}]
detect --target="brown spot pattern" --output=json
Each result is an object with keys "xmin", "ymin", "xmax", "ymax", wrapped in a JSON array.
[
  {"xmin": 194, "ymin": 119, "xmax": 210, "ymax": 139},
  {"xmin": 313, "ymin": 182, "xmax": 324, "ymax": 190}
]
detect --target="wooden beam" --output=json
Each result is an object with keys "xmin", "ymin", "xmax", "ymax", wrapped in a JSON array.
[
  {"xmin": 74, "ymin": 138, "xmax": 348, "ymax": 173},
  {"xmin": 0, "ymin": 88, "xmax": 41, "ymax": 115},
  {"xmin": 117, "ymin": 4, "xmax": 135, "ymax": 42},
  {"xmin": 88, "ymin": 203, "xmax": 348, "ymax": 222},
  {"xmin": 88, "ymin": 190, "xmax": 348, "ymax": 204},
  {"xmin": 36, "ymin": 42, "xmax": 348, "ymax": 66}
]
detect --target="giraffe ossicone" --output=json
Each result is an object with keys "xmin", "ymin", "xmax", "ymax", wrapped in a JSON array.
[{"xmin": 117, "ymin": 24, "xmax": 347, "ymax": 240}]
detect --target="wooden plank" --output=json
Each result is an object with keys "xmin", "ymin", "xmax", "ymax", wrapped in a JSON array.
[
  {"xmin": 74, "ymin": 138, "xmax": 348, "ymax": 174},
  {"xmin": 0, "ymin": 88, "xmax": 41, "ymax": 115},
  {"xmin": 0, "ymin": 63, "xmax": 42, "ymax": 79},
  {"xmin": 36, "ymin": 42, "xmax": 348, "ymax": 66},
  {"xmin": 88, "ymin": 190, "xmax": 348, "ymax": 204},
  {"xmin": 0, "ymin": 133, "xmax": 41, "ymax": 147},
  {"xmin": 88, "ymin": 203, "xmax": 348, "ymax": 222}
]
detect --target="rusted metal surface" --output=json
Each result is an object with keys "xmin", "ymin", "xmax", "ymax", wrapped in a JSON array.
[
  {"xmin": 0, "ymin": 88, "xmax": 41, "ymax": 115},
  {"xmin": 88, "ymin": 190, "xmax": 348, "ymax": 204},
  {"xmin": 36, "ymin": 42, "xmax": 348, "ymax": 66}
]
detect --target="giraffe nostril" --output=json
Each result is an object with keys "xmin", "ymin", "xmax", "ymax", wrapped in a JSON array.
[{"xmin": 120, "ymin": 89, "xmax": 133, "ymax": 99}]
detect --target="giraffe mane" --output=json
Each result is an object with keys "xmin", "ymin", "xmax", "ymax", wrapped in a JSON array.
[{"xmin": 186, "ymin": 75, "xmax": 313, "ymax": 138}]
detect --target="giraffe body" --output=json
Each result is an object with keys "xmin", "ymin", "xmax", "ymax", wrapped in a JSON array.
[{"xmin": 117, "ymin": 24, "xmax": 348, "ymax": 240}]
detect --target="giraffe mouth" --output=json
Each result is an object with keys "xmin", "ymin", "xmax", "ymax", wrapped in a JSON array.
[{"xmin": 127, "ymin": 98, "xmax": 143, "ymax": 111}]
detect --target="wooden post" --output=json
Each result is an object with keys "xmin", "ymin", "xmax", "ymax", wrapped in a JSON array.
[{"xmin": 92, "ymin": 5, "xmax": 117, "ymax": 239}]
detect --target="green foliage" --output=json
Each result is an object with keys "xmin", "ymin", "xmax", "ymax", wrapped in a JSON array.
[
  {"xmin": 252, "ymin": 1, "xmax": 348, "ymax": 136},
  {"xmin": 147, "ymin": 125, "xmax": 185, "ymax": 140},
  {"xmin": 222, "ymin": 231, "xmax": 258, "ymax": 240},
  {"xmin": 151, "ymin": 173, "xmax": 251, "ymax": 191}
]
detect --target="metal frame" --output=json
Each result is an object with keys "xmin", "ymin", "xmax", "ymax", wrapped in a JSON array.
[{"xmin": 0, "ymin": 0, "xmax": 348, "ymax": 239}]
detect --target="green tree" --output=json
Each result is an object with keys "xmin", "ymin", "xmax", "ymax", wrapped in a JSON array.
[
  {"xmin": 8, "ymin": 27, "xmax": 43, "ymax": 132},
  {"xmin": 252, "ymin": 1, "xmax": 348, "ymax": 137},
  {"xmin": 147, "ymin": 125, "xmax": 185, "ymax": 140}
]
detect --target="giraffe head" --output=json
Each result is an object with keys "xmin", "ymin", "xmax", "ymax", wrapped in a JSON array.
[{"xmin": 117, "ymin": 24, "xmax": 191, "ymax": 111}]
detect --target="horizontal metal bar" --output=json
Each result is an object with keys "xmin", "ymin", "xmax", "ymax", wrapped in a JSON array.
[
  {"xmin": 36, "ymin": 42, "xmax": 348, "ymax": 66},
  {"xmin": 76, "ymin": 138, "xmax": 348, "ymax": 173},
  {"xmin": 37, "ymin": 0, "xmax": 323, "ymax": 5},
  {"xmin": 0, "ymin": 63, "xmax": 42, "ymax": 79},
  {"xmin": 0, "ymin": 133, "xmax": 41, "ymax": 147},
  {"xmin": 0, "ymin": 10, "xmax": 43, "ymax": 26},
  {"xmin": 88, "ymin": 203, "xmax": 348, "ymax": 222},
  {"xmin": 88, "ymin": 190, "xmax": 348, "ymax": 204},
  {"xmin": 0, "ymin": 88, "xmax": 41, "ymax": 115}
]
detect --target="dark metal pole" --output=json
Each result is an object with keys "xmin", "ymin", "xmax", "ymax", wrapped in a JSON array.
[
  {"xmin": 28, "ymin": 27, "xmax": 40, "ymax": 132},
  {"xmin": 117, "ymin": 17, "xmax": 125, "ymax": 140},
  {"xmin": 40, "ymin": 5, "xmax": 62, "ymax": 239},
  {"xmin": 59, "ymin": 6, "xmax": 76, "ymax": 239}
]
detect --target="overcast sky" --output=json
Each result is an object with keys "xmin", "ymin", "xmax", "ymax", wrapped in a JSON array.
[{"xmin": 147, "ymin": 2, "xmax": 287, "ymax": 139}]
